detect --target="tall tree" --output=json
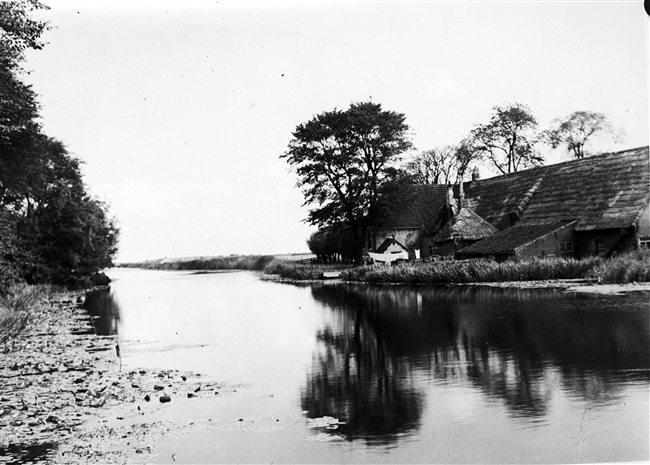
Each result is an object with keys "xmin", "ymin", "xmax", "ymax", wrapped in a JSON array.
[
  {"xmin": 0, "ymin": 0, "xmax": 49, "ymax": 70},
  {"xmin": 282, "ymin": 101, "xmax": 411, "ymax": 258},
  {"xmin": 406, "ymin": 147, "xmax": 456, "ymax": 184},
  {"xmin": 1, "ymin": 1, "xmax": 48, "ymax": 199},
  {"xmin": 541, "ymin": 110, "xmax": 622, "ymax": 158},
  {"xmin": 406, "ymin": 139, "xmax": 482, "ymax": 185},
  {"xmin": 15, "ymin": 137, "xmax": 119, "ymax": 286},
  {"xmin": 0, "ymin": 1, "xmax": 119, "ymax": 292},
  {"xmin": 470, "ymin": 103, "xmax": 542, "ymax": 174}
]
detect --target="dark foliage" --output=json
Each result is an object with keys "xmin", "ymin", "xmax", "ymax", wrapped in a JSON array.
[
  {"xmin": 0, "ymin": 1, "xmax": 119, "ymax": 293},
  {"xmin": 307, "ymin": 225, "xmax": 357, "ymax": 263},
  {"xmin": 282, "ymin": 101, "xmax": 412, "ymax": 260}
]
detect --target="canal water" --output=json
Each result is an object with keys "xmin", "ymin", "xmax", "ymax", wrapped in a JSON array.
[{"xmin": 97, "ymin": 268, "xmax": 649, "ymax": 463}]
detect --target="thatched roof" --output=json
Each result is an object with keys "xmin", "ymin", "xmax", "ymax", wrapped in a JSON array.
[
  {"xmin": 432, "ymin": 207, "xmax": 498, "ymax": 243},
  {"xmin": 463, "ymin": 146, "xmax": 650, "ymax": 231},
  {"xmin": 377, "ymin": 184, "xmax": 448, "ymax": 231},
  {"xmin": 456, "ymin": 220, "xmax": 576, "ymax": 256}
]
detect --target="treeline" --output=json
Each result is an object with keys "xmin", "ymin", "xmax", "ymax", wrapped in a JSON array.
[
  {"xmin": 0, "ymin": 1, "xmax": 118, "ymax": 294},
  {"xmin": 121, "ymin": 255, "xmax": 276, "ymax": 272}
]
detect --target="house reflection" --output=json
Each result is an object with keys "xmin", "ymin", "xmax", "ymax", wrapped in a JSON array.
[{"xmin": 302, "ymin": 284, "xmax": 649, "ymax": 442}]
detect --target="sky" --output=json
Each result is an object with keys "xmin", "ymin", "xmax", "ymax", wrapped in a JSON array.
[{"xmin": 23, "ymin": 0, "xmax": 649, "ymax": 262}]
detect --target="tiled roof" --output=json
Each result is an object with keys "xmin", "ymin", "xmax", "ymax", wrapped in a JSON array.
[
  {"xmin": 432, "ymin": 207, "xmax": 498, "ymax": 243},
  {"xmin": 463, "ymin": 146, "xmax": 650, "ymax": 231},
  {"xmin": 456, "ymin": 220, "xmax": 575, "ymax": 255},
  {"xmin": 378, "ymin": 184, "xmax": 448, "ymax": 231}
]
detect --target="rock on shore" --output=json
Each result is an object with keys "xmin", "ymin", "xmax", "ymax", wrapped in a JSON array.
[{"xmin": 0, "ymin": 291, "xmax": 232, "ymax": 464}]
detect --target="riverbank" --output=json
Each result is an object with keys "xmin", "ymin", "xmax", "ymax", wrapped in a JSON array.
[
  {"xmin": 0, "ymin": 289, "xmax": 236, "ymax": 464},
  {"xmin": 261, "ymin": 272, "xmax": 650, "ymax": 295}
]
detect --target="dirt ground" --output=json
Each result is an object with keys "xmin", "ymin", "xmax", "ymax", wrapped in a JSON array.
[{"xmin": 0, "ymin": 292, "xmax": 235, "ymax": 465}]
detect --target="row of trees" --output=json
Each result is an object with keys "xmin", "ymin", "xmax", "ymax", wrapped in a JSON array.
[
  {"xmin": 284, "ymin": 102, "xmax": 622, "ymax": 261},
  {"xmin": 1, "ymin": 1, "xmax": 118, "ymax": 293},
  {"xmin": 408, "ymin": 103, "xmax": 622, "ymax": 184}
]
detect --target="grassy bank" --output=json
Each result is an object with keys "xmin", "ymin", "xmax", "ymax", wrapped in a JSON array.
[
  {"xmin": 121, "ymin": 251, "xmax": 649, "ymax": 285},
  {"xmin": 338, "ymin": 252, "xmax": 650, "ymax": 285},
  {"xmin": 262, "ymin": 260, "xmax": 351, "ymax": 280},
  {"xmin": 120, "ymin": 254, "xmax": 339, "ymax": 280},
  {"xmin": 0, "ymin": 284, "xmax": 56, "ymax": 343}
]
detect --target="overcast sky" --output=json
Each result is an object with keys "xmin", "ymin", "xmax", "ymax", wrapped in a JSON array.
[{"xmin": 24, "ymin": 1, "xmax": 649, "ymax": 262}]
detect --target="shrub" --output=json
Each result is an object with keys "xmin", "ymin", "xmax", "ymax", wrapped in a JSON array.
[
  {"xmin": 340, "ymin": 256, "xmax": 610, "ymax": 284},
  {"xmin": 0, "ymin": 284, "xmax": 56, "ymax": 342},
  {"xmin": 263, "ymin": 260, "xmax": 324, "ymax": 280},
  {"xmin": 590, "ymin": 250, "xmax": 650, "ymax": 283}
]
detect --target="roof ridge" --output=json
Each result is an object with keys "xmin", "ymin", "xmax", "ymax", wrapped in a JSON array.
[
  {"xmin": 509, "ymin": 175, "xmax": 545, "ymax": 221},
  {"xmin": 470, "ymin": 145, "xmax": 649, "ymax": 183}
]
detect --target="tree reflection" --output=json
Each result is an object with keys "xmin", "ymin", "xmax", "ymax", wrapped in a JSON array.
[
  {"xmin": 302, "ymin": 283, "xmax": 649, "ymax": 441},
  {"xmin": 83, "ymin": 288, "xmax": 121, "ymax": 336},
  {"xmin": 302, "ymin": 306, "xmax": 424, "ymax": 444}
]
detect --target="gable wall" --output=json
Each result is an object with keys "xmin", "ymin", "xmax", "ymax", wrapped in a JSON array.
[
  {"xmin": 575, "ymin": 229, "xmax": 636, "ymax": 257},
  {"xmin": 514, "ymin": 223, "xmax": 576, "ymax": 258},
  {"xmin": 370, "ymin": 228, "xmax": 423, "ymax": 254}
]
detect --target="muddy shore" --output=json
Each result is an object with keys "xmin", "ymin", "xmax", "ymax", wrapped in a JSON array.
[
  {"xmin": 0, "ymin": 290, "xmax": 235, "ymax": 464},
  {"xmin": 263, "ymin": 273, "xmax": 650, "ymax": 295}
]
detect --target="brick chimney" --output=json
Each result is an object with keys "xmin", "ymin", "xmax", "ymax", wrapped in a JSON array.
[{"xmin": 472, "ymin": 166, "xmax": 480, "ymax": 182}]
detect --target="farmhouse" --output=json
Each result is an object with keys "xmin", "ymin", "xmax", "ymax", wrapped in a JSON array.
[
  {"xmin": 366, "ymin": 184, "xmax": 449, "ymax": 260},
  {"xmin": 367, "ymin": 146, "xmax": 650, "ymax": 261}
]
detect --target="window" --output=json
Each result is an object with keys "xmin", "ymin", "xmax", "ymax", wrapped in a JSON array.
[
  {"xmin": 595, "ymin": 239, "xmax": 606, "ymax": 256},
  {"xmin": 640, "ymin": 236, "xmax": 650, "ymax": 249},
  {"xmin": 559, "ymin": 241, "xmax": 574, "ymax": 253}
]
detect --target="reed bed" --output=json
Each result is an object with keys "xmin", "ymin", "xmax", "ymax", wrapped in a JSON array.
[
  {"xmin": 0, "ymin": 284, "xmax": 57, "ymax": 342},
  {"xmin": 0, "ymin": 284, "xmax": 56, "ymax": 313},
  {"xmin": 262, "ymin": 260, "xmax": 327, "ymax": 280},
  {"xmin": 124, "ymin": 255, "xmax": 276, "ymax": 272},
  {"xmin": 589, "ymin": 250, "xmax": 650, "ymax": 283},
  {"xmin": 124, "ymin": 252, "xmax": 649, "ymax": 285},
  {"xmin": 340, "ymin": 256, "xmax": 609, "ymax": 284}
]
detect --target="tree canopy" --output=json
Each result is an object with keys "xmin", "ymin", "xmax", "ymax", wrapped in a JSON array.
[
  {"xmin": 405, "ymin": 139, "xmax": 482, "ymax": 184},
  {"xmin": 541, "ymin": 110, "xmax": 622, "ymax": 158},
  {"xmin": 470, "ymin": 103, "xmax": 542, "ymax": 174},
  {"xmin": 1, "ymin": 1, "xmax": 118, "ymax": 293},
  {"xmin": 282, "ymin": 101, "xmax": 411, "ymax": 257}
]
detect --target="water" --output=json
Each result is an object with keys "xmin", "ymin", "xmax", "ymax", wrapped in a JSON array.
[{"xmin": 96, "ymin": 268, "xmax": 649, "ymax": 463}]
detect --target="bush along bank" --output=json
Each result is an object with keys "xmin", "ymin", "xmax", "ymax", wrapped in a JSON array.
[
  {"xmin": 262, "ymin": 260, "xmax": 331, "ymax": 280},
  {"xmin": 588, "ymin": 250, "xmax": 650, "ymax": 283},
  {"xmin": 0, "ymin": 284, "xmax": 58, "ymax": 343},
  {"xmin": 332, "ymin": 252, "xmax": 650, "ymax": 284}
]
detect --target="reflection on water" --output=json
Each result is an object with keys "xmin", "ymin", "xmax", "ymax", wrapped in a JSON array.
[
  {"xmin": 98, "ymin": 270, "xmax": 648, "ymax": 463},
  {"xmin": 302, "ymin": 284, "xmax": 649, "ymax": 443},
  {"xmin": 83, "ymin": 288, "xmax": 121, "ymax": 336}
]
